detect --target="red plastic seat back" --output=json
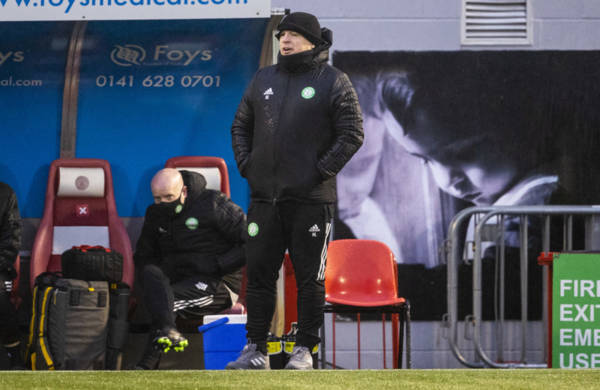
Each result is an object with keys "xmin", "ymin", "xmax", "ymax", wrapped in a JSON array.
[
  {"xmin": 165, "ymin": 156, "xmax": 230, "ymax": 197},
  {"xmin": 325, "ymin": 239, "xmax": 403, "ymax": 307},
  {"xmin": 30, "ymin": 158, "xmax": 134, "ymax": 289}
]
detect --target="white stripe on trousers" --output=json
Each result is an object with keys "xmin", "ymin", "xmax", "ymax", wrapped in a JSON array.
[
  {"xmin": 317, "ymin": 222, "xmax": 332, "ymax": 281},
  {"xmin": 173, "ymin": 295, "xmax": 214, "ymax": 312}
]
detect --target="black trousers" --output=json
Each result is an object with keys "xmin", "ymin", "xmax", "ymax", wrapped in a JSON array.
[
  {"xmin": 141, "ymin": 265, "xmax": 232, "ymax": 330},
  {"xmin": 245, "ymin": 201, "xmax": 334, "ymax": 350},
  {"xmin": 0, "ymin": 273, "xmax": 19, "ymax": 346}
]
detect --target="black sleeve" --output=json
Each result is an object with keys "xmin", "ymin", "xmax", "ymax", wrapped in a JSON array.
[
  {"xmin": 317, "ymin": 72, "xmax": 364, "ymax": 180},
  {"xmin": 0, "ymin": 185, "xmax": 21, "ymax": 279},
  {"xmin": 231, "ymin": 75, "xmax": 256, "ymax": 177},
  {"xmin": 213, "ymin": 194, "xmax": 246, "ymax": 275},
  {"xmin": 133, "ymin": 207, "xmax": 161, "ymax": 270}
]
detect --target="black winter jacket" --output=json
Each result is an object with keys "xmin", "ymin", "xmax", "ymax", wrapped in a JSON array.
[
  {"xmin": 134, "ymin": 171, "xmax": 246, "ymax": 290},
  {"xmin": 231, "ymin": 35, "xmax": 363, "ymax": 203},
  {"xmin": 0, "ymin": 182, "xmax": 21, "ymax": 280}
]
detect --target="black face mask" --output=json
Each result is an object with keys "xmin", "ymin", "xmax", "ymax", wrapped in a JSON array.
[{"xmin": 154, "ymin": 190, "xmax": 184, "ymax": 216}]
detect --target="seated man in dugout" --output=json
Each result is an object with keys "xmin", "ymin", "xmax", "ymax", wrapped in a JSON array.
[
  {"xmin": 0, "ymin": 182, "xmax": 24, "ymax": 369},
  {"xmin": 134, "ymin": 168, "xmax": 246, "ymax": 370}
]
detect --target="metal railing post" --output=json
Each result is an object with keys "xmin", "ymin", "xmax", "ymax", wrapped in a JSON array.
[
  {"xmin": 519, "ymin": 215, "xmax": 528, "ymax": 363},
  {"xmin": 498, "ymin": 216, "xmax": 505, "ymax": 363},
  {"xmin": 542, "ymin": 216, "xmax": 551, "ymax": 364},
  {"xmin": 446, "ymin": 207, "xmax": 492, "ymax": 368}
]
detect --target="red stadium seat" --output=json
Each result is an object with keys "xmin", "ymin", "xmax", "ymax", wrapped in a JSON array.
[
  {"xmin": 30, "ymin": 158, "xmax": 134, "ymax": 289},
  {"xmin": 164, "ymin": 156, "xmax": 245, "ymax": 317},
  {"xmin": 324, "ymin": 239, "xmax": 411, "ymax": 369},
  {"xmin": 165, "ymin": 156, "xmax": 230, "ymax": 197}
]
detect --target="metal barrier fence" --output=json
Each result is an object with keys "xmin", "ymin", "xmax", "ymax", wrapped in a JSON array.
[{"xmin": 444, "ymin": 205, "xmax": 600, "ymax": 368}]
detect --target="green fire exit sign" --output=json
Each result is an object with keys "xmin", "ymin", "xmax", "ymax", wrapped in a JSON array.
[{"xmin": 553, "ymin": 252, "xmax": 600, "ymax": 368}]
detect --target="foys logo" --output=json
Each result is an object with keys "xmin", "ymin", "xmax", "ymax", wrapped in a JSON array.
[
  {"xmin": 110, "ymin": 45, "xmax": 146, "ymax": 66},
  {"xmin": 110, "ymin": 44, "xmax": 212, "ymax": 67},
  {"xmin": 0, "ymin": 51, "xmax": 24, "ymax": 66}
]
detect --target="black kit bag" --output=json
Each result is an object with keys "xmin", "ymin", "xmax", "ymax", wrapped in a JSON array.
[
  {"xmin": 26, "ymin": 273, "xmax": 110, "ymax": 370},
  {"xmin": 25, "ymin": 272, "xmax": 61, "ymax": 370},
  {"xmin": 61, "ymin": 245, "xmax": 123, "ymax": 283},
  {"xmin": 105, "ymin": 282, "xmax": 131, "ymax": 370}
]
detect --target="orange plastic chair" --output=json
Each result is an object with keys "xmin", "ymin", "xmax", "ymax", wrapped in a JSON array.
[{"xmin": 324, "ymin": 239, "xmax": 411, "ymax": 369}]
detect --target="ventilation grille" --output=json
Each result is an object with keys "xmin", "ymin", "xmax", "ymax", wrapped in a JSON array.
[{"xmin": 462, "ymin": 0, "xmax": 531, "ymax": 45}]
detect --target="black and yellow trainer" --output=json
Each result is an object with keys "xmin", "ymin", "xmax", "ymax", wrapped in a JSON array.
[{"xmin": 154, "ymin": 327, "xmax": 189, "ymax": 353}]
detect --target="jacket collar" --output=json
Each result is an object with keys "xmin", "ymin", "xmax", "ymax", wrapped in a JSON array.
[{"xmin": 277, "ymin": 42, "xmax": 331, "ymax": 73}]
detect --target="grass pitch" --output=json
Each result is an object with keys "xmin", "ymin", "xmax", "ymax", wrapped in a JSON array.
[{"xmin": 1, "ymin": 369, "xmax": 600, "ymax": 390}]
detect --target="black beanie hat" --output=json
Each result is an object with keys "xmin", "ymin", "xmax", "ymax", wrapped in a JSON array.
[{"xmin": 276, "ymin": 12, "xmax": 324, "ymax": 45}]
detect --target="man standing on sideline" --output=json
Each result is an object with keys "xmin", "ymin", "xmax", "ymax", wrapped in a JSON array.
[
  {"xmin": 227, "ymin": 12, "xmax": 363, "ymax": 370},
  {"xmin": 0, "ymin": 182, "xmax": 24, "ymax": 369},
  {"xmin": 134, "ymin": 168, "xmax": 246, "ymax": 369}
]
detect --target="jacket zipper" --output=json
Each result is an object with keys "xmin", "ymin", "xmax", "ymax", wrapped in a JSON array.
[{"xmin": 271, "ymin": 72, "xmax": 291, "ymax": 204}]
